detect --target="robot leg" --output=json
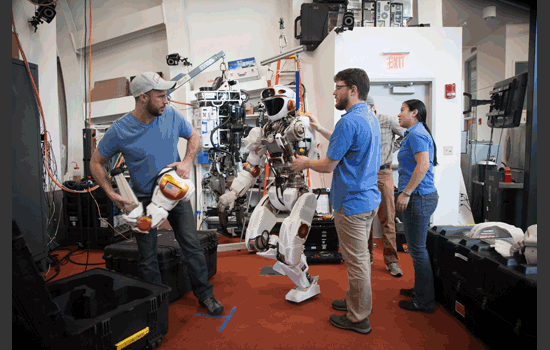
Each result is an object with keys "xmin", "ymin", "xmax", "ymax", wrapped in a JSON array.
[
  {"xmin": 121, "ymin": 167, "xmax": 194, "ymax": 234},
  {"xmin": 276, "ymin": 192, "xmax": 319, "ymax": 303},
  {"xmin": 245, "ymin": 194, "xmax": 278, "ymax": 254}
]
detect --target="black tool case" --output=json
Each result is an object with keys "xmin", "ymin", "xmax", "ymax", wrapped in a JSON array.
[
  {"xmin": 103, "ymin": 229, "xmax": 218, "ymax": 303},
  {"xmin": 427, "ymin": 225, "xmax": 537, "ymax": 350},
  {"xmin": 304, "ymin": 220, "xmax": 342, "ymax": 263},
  {"xmin": 13, "ymin": 220, "xmax": 170, "ymax": 350}
]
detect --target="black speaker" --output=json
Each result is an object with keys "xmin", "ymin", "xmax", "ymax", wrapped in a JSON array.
[{"xmin": 294, "ymin": 3, "xmax": 330, "ymax": 51}]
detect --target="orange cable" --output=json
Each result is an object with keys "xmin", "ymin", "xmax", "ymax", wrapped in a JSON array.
[{"xmin": 12, "ymin": 15, "xmax": 98, "ymax": 195}]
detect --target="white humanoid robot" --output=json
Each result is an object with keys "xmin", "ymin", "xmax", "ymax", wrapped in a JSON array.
[
  {"xmin": 116, "ymin": 167, "xmax": 195, "ymax": 233},
  {"xmin": 218, "ymin": 85, "xmax": 320, "ymax": 303}
]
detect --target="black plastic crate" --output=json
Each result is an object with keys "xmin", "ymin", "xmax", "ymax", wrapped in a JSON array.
[
  {"xmin": 304, "ymin": 250, "xmax": 342, "ymax": 264},
  {"xmin": 13, "ymin": 220, "xmax": 170, "ymax": 350},
  {"xmin": 62, "ymin": 181, "xmax": 130, "ymax": 248},
  {"xmin": 103, "ymin": 229, "xmax": 218, "ymax": 303},
  {"xmin": 47, "ymin": 268, "xmax": 170, "ymax": 350},
  {"xmin": 429, "ymin": 225, "xmax": 537, "ymax": 350}
]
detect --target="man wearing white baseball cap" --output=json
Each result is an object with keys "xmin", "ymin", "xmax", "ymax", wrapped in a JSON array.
[{"xmin": 90, "ymin": 71, "xmax": 224, "ymax": 316}]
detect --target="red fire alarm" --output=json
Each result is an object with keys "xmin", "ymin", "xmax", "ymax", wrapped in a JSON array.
[{"xmin": 445, "ymin": 84, "xmax": 456, "ymax": 99}]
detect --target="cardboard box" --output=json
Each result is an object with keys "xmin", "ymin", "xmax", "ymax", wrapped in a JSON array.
[
  {"xmin": 12, "ymin": 32, "xmax": 20, "ymax": 60},
  {"xmin": 91, "ymin": 77, "xmax": 130, "ymax": 102}
]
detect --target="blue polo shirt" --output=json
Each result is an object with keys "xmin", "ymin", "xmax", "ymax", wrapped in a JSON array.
[
  {"xmin": 97, "ymin": 105, "xmax": 193, "ymax": 198},
  {"xmin": 397, "ymin": 122, "xmax": 436, "ymax": 195},
  {"xmin": 326, "ymin": 102, "xmax": 381, "ymax": 215}
]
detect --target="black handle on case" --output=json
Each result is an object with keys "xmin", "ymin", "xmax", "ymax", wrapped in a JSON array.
[{"xmin": 295, "ymin": 16, "xmax": 301, "ymax": 40}]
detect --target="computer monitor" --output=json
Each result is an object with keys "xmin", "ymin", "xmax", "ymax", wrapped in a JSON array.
[{"xmin": 487, "ymin": 71, "xmax": 528, "ymax": 128}]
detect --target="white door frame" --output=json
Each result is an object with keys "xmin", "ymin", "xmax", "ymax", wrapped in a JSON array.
[{"xmin": 370, "ymin": 78, "xmax": 436, "ymax": 135}]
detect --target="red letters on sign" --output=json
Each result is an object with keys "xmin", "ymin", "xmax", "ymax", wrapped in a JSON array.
[{"xmin": 386, "ymin": 54, "xmax": 405, "ymax": 70}]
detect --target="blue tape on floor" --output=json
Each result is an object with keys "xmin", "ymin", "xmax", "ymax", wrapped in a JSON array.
[
  {"xmin": 194, "ymin": 306, "xmax": 237, "ymax": 332},
  {"xmin": 218, "ymin": 307, "xmax": 237, "ymax": 332}
]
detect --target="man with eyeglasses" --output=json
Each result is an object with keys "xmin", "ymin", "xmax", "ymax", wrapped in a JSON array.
[
  {"xmin": 290, "ymin": 68, "xmax": 381, "ymax": 334},
  {"xmin": 90, "ymin": 72, "xmax": 224, "ymax": 316}
]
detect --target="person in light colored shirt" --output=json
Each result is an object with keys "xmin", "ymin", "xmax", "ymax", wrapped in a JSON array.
[{"xmin": 366, "ymin": 96, "xmax": 406, "ymax": 277}]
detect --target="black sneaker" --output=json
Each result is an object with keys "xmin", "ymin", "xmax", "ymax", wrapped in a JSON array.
[
  {"xmin": 400, "ymin": 288, "xmax": 416, "ymax": 298},
  {"xmin": 332, "ymin": 299, "xmax": 347, "ymax": 311},
  {"xmin": 329, "ymin": 314, "xmax": 372, "ymax": 334},
  {"xmin": 199, "ymin": 297, "xmax": 224, "ymax": 316},
  {"xmin": 398, "ymin": 299, "xmax": 434, "ymax": 314}
]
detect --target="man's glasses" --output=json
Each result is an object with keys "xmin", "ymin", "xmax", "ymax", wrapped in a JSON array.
[{"xmin": 335, "ymin": 85, "xmax": 350, "ymax": 90}]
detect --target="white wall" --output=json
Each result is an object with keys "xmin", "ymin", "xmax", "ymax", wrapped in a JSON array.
[
  {"xmin": 302, "ymin": 28, "xmax": 463, "ymax": 225},
  {"xmin": 505, "ymin": 24, "xmax": 529, "ymax": 79},
  {"xmin": 56, "ymin": 0, "xmax": 295, "ymax": 181},
  {"xmin": 12, "ymin": 0, "xmax": 60, "ymax": 189},
  {"xmin": 462, "ymin": 26, "xmax": 506, "ymax": 142}
]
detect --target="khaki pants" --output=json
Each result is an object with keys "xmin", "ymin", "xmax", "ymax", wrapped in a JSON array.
[
  {"xmin": 369, "ymin": 168, "xmax": 399, "ymax": 265},
  {"xmin": 334, "ymin": 207, "xmax": 378, "ymax": 323}
]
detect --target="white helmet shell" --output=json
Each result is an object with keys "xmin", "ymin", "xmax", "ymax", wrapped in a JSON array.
[{"xmin": 261, "ymin": 85, "xmax": 296, "ymax": 121}]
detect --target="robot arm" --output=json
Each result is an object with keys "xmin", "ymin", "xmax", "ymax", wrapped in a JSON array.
[
  {"xmin": 122, "ymin": 167, "xmax": 195, "ymax": 233},
  {"xmin": 217, "ymin": 127, "xmax": 266, "ymax": 212}
]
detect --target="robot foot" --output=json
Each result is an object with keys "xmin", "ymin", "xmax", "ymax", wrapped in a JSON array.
[{"xmin": 285, "ymin": 275, "xmax": 320, "ymax": 303}]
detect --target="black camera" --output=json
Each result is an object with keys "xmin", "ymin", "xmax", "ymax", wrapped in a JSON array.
[
  {"xmin": 166, "ymin": 53, "xmax": 182, "ymax": 66},
  {"xmin": 166, "ymin": 53, "xmax": 192, "ymax": 66},
  {"xmin": 335, "ymin": 11, "xmax": 355, "ymax": 34},
  {"xmin": 28, "ymin": 3, "xmax": 57, "ymax": 32}
]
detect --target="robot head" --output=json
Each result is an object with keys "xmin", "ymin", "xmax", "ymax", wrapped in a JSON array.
[{"xmin": 261, "ymin": 85, "xmax": 296, "ymax": 121}]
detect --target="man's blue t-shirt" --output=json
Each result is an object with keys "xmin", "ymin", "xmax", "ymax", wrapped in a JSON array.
[
  {"xmin": 397, "ymin": 122, "xmax": 437, "ymax": 195},
  {"xmin": 97, "ymin": 105, "xmax": 193, "ymax": 198},
  {"xmin": 326, "ymin": 102, "xmax": 381, "ymax": 215}
]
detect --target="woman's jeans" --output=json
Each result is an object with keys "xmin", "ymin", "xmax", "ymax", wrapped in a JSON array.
[
  {"xmin": 401, "ymin": 191, "xmax": 439, "ymax": 307},
  {"xmin": 134, "ymin": 199, "xmax": 213, "ymax": 302}
]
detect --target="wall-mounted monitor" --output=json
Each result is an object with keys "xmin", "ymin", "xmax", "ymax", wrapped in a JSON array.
[{"xmin": 487, "ymin": 71, "xmax": 528, "ymax": 128}]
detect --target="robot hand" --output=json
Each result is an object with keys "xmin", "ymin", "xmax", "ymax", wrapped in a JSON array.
[{"xmin": 218, "ymin": 190, "xmax": 237, "ymax": 213}]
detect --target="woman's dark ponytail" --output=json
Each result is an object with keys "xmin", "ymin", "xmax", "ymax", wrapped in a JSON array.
[{"xmin": 404, "ymin": 99, "xmax": 438, "ymax": 166}]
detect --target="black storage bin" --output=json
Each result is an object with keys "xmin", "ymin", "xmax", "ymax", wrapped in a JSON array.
[
  {"xmin": 428, "ymin": 225, "xmax": 537, "ymax": 350},
  {"xmin": 103, "ymin": 229, "xmax": 218, "ymax": 303},
  {"xmin": 13, "ymin": 220, "xmax": 68, "ymax": 348},
  {"xmin": 13, "ymin": 220, "xmax": 170, "ymax": 350},
  {"xmin": 304, "ymin": 220, "xmax": 341, "ymax": 263},
  {"xmin": 48, "ymin": 269, "xmax": 170, "ymax": 350},
  {"xmin": 62, "ymin": 180, "xmax": 131, "ymax": 248}
]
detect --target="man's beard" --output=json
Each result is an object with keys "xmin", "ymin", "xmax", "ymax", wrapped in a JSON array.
[
  {"xmin": 146, "ymin": 101, "xmax": 164, "ymax": 116},
  {"xmin": 335, "ymin": 95, "xmax": 348, "ymax": 111}
]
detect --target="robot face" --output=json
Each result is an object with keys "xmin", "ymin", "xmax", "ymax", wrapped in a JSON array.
[{"xmin": 261, "ymin": 85, "xmax": 296, "ymax": 121}]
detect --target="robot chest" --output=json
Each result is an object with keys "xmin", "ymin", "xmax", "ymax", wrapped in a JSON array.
[{"xmin": 263, "ymin": 138, "xmax": 290, "ymax": 165}]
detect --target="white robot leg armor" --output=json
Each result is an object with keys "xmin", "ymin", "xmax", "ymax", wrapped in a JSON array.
[
  {"xmin": 245, "ymin": 195, "xmax": 278, "ymax": 253},
  {"xmin": 122, "ymin": 168, "xmax": 195, "ymax": 233},
  {"xmin": 275, "ymin": 193, "xmax": 320, "ymax": 303}
]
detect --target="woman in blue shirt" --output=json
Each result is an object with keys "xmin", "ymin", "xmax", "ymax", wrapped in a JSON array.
[{"xmin": 395, "ymin": 99, "xmax": 439, "ymax": 313}]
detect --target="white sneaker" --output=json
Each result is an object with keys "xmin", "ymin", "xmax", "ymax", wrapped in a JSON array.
[{"xmin": 386, "ymin": 262, "xmax": 403, "ymax": 277}]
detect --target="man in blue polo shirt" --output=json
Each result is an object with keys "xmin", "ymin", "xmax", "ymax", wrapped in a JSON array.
[
  {"xmin": 90, "ymin": 72, "xmax": 223, "ymax": 316},
  {"xmin": 290, "ymin": 68, "xmax": 381, "ymax": 334}
]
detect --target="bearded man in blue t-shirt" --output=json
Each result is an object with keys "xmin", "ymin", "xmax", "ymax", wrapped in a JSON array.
[
  {"xmin": 290, "ymin": 68, "xmax": 381, "ymax": 334},
  {"xmin": 90, "ymin": 72, "xmax": 223, "ymax": 316}
]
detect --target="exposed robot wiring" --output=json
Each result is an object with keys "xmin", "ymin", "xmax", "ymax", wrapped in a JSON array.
[{"xmin": 89, "ymin": 189, "xmax": 130, "ymax": 240}]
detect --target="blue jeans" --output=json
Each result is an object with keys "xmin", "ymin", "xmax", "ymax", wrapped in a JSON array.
[
  {"xmin": 134, "ymin": 199, "xmax": 213, "ymax": 302},
  {"xmin": 401, "ymin": 191, "xmax": 438, "ymax": 307}
]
